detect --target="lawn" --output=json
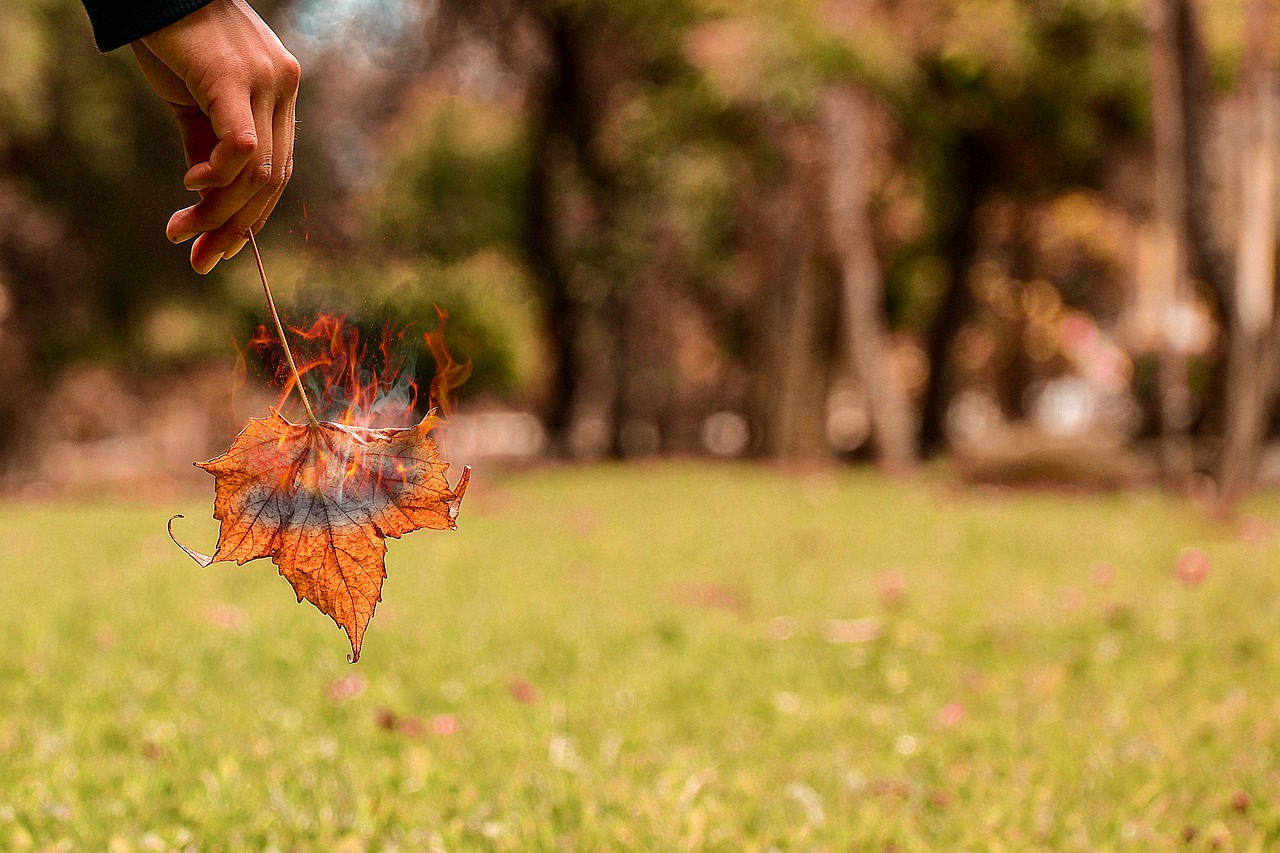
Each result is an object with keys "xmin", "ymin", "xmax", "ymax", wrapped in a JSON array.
[{"xmin": 2, "ymin": 464, "xmax": 1279, "ymax": 850}]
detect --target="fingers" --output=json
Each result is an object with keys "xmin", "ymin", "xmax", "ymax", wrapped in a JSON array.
[
  {"xmin": 137, "ymin": 0, "xmax": 302, "ymax": 273},
  {"xmin": 218, "ymin": 152, "xmax": 290, "ymax": 265},
  {"xmin": 181, "ymin": 90, "xmax": 258, "ymax": 191},
  {"xmin": 251, "ymin": 93, "xmax": 297, "ymax": 233},
  {"xmin": 171, "ymin": 106, "xmax": 219, "ymax": 171},
  {"xmin": 187, "ymin": 181, "xmax": 272, "ymax": 273},
  {"xmin": 168, "ymin": 92, "xmax": 273, "ymax": 246},
  {"xmin": 185, "ymin": 92, "xmax": 297, "ymax": 274}
]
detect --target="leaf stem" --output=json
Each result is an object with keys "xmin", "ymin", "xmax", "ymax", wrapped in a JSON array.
[{"xmin": 249, "ymin": 232, "xmax": 319, "ymax": 427}]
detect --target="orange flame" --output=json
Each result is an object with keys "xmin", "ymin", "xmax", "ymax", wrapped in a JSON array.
[
  {"xmin": 247, "ymin": 309, "xmax": 470, "ymax": 429},
  {"xmin": 423, "ymin": 306, "xmax": 473, "ymax": 422}
]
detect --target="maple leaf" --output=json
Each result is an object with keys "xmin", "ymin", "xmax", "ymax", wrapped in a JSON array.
[{"xmin": 169, "ymin": 409, "xmax": 469, "ymax": 662}]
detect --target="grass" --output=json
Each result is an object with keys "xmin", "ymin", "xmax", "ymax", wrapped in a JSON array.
[{"xmin": 3, "ymin": 463, "xmax": 1280, "ymax": 850}]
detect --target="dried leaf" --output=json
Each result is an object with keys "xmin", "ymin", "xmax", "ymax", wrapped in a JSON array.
[{"xmin": 169, "ymin": 408, "xmax": 469, "ymax": 662}]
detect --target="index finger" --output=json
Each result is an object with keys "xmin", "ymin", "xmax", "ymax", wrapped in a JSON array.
[
  {"xmin": 182, "ymin": 89, "xmax": 259, "ymax": 191},
  {"xmin": 167, "ymin": 93, "xmax": 274, "ymax": 244}
]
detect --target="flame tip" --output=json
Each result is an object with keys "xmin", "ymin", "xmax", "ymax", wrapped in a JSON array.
[{"xmin": 247, "ymin": 312, "xmax": 467, "ymax": 429}]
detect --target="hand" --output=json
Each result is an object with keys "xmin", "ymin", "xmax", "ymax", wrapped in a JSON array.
[{"xmin": 131, "ymin": 0, "xmax": 300, "ymax": 274}]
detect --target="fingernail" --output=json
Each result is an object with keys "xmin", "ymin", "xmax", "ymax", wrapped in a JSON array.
[
  {"xmin": 222, "ymin": 239, "xmax": 248, "ymax": 261},
  {"xmin": 171, "ymin": 231, "xmax": 197, "ymax": 244},
  {"xmin": 196, "ymin": 255, "xmax": 221, "ymax": 275}
]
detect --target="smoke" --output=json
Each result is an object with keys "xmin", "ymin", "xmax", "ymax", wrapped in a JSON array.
[
  {"xmin": 250, "ymin": 316, "xmax": 428, "ymax": 429},
  {"xmin": 302, "ymin": 349, "xmax": 420, "ymax": 428},
  {"xmin": 290, "ymin": 0, "xmax": 439, "ymax": 70}
]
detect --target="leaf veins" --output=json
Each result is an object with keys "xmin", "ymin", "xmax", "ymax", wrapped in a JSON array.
[{"xmin": 170, "ymin": 409, "xmax": 469, "ymax": 662}]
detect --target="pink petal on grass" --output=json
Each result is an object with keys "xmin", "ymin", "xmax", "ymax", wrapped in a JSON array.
[
  {"xmin": 509, "ymin": 678, "xmax": 540, "ymax": 705},
  {"xmin": 327, "ymin": 674, "xmax": 366, "ymax": 703},
  {"xmin": 939, "ymin": 701, "xmax": 965, "ymax": 726},
  {"xmin": 1176, "ymin": 548, "xmax": 1210, "ymax": 586}
]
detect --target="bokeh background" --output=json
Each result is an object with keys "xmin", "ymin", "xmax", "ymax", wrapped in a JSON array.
[
  {"xmin": 1, "ymin": 0, "xmax": 1276, "ymax": 499},
  {"xmin": 8, "ymin": 1, "xmax": 1280, "ymax": 848}
]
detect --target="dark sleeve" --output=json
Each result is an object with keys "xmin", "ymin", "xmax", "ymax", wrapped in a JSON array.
[{"xmin": 81, "ymin": 0, "xmax": 219, "ymax": 52}]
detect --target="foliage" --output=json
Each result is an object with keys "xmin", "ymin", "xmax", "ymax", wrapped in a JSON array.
[
  {"xmin": 221, "ymin": 247, "xmax": 547, "ymax": 401},
  {"xmin": 372, "ymin": 98, "xmax": 529, "ymax": 263},
  {"xmin": 0, "ymin": 0, "xmax": 1269, "ymax": 465},
  {"xmin": 171, "ymin": 410, "xmax": 468, "ymax": 663},
  {"xmin": 0, "ymin": 0, "xmax": 204, "ymax": 352},
  {"xmin": 3, "ymin": 467, "xmax": 1279, "ymax": 847}
]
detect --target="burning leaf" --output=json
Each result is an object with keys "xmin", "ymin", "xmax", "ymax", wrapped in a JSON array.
[
  {"xmin": 169, "ymin": 409, "xmax": 469, "ymax": 662},
  {"xmin": 173, "ymin": 235, "xmax": 471, "ymax": 662}
]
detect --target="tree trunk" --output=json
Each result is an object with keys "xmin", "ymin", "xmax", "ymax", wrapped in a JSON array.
[
  {"xmin": 1147, "ymin": 0, "xmax": 1195, "ymax": 482},
  {"xmin": 524, "ymin": 93, "xmax": 578, "ymax": 454},
  {"xmin": 770, "ymin": 198, "xmax": 835, "ymax": 457},
  {"xmin": 1218, "ymin": 0, "xmax": 1280, "ymax": 500},
  {"xmin": 820, "ymin": 87, "xmax": 917, "ymax": 469},
  {"xmin": 1179, "ymin": 0, "xmax": 1235, "ymax": 318},
  {"xmin": 751, "ymin": 123, "xmax": 837, "ymax": 460},
  {"xmin": 1176, "ymin": 0, "xmax": 1235, "ymax": 437},
  {"xmin": 918, "ymin": 133, "xmax": 986, "ymax": 456},
  {"xmin": 612, "ymin": 226, "xmax": 682, "ymax": 458},
  {"xmin": 522, "ymin": 5, "xmax": 625, "ymax": 457}
]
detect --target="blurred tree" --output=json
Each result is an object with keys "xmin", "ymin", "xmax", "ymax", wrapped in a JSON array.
[
  {"xmin": 689, "ymin": 0, "xmax": 1149, "ymax": 458},
  {"xmin": 295, "ymin": 0, "xmax": 1153, "ymax": 462},
  {"xmin": 521, "ymin": 1, "xmax": 626, "ymax": 454},
  {"xmin": 821, "ymin": 86, "xmax": 917, "ymax": 467},
  {"xmin": 890, "ymin": 0, "xmax": 1150, "ymax": 454},
  {"xmin": 0, "ymin": 0, "xmax": 204, "ymax": 466},
  {"xmin": 1219, "ymin": 0, "xmax": 1280, "ymax": 500},
  {"xmin": 1147, "ymin": 0, "xmax": 1195, "ymax": 480},
  {"xmin": 1140, "ymin": 0, "xmax": 1280, "ymax": 498},
  {"xmin": 3, "ymin": 0, "xmax": 1273, "ymax": 485}
]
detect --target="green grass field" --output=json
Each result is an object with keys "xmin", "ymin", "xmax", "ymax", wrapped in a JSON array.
[{"xmin": 3, "ymin": 464, "xmax": 1280, "ymax": 850}]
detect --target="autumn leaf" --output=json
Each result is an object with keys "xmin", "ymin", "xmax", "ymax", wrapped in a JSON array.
[{"xmin": 169, "ymin": 408, "xmax": 469, "ymax": 662}]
